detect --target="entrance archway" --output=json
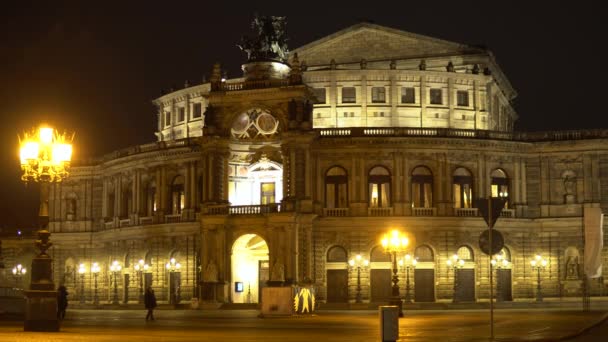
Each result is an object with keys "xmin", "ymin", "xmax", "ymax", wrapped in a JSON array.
[{"xmin": 231, "ymin": 234, "xmax": 269, "ymax": 303}]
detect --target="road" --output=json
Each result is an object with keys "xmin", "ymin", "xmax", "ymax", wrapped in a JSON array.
[{"xmin": 0, "ymin": 309, "xmax": 605, "ymax": 342}]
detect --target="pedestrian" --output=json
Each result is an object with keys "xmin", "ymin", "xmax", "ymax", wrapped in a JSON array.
[
  {"xmin": 144, "ymin": 286, "xmax": 157, "ymax": 321},
  {"xmin": 57, "ymin": 285, "xmax": 68, "ymax": 320}
]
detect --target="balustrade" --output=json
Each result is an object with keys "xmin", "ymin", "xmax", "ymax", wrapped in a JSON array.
[
  {"xmin": 118, "ymin": 218, "xmax": 132, "ymax": 227},
  {"xmin": 500, "ymin": 209, "xmax": 515, "ymax": 218},
  {"xmin": 323, "ymin": 208, "xmax": 349, "ymax": 217},
  {"xmin": 368, "ymin": 207, "xmax": 394, "ymax": 216},
  {"xmin": 412, "ymin": 207, "xmax": 437, "ymax": 216},
  {"xmin": 455, "ymin": 208, "xmax": 479, "ymax": 217},
  {"xmin": 139, "ymin": 216, "xmax": 154, "ymax": 225},
  {"xmin": 165, "ymin": 214, "xmax": 182, "ymax": 223}
]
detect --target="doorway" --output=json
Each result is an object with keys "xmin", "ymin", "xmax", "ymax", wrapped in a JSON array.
[{"xmin": 231, "ymin": 234, "xmax": 269, "ymax": 303}]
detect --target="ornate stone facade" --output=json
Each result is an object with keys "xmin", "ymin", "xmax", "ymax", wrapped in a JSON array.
[{"xmin": 2, "ymin": 22, "xmax": 607, "ymax": 305}]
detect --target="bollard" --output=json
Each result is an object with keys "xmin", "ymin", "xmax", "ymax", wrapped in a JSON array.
[{"xmin": 379, "ymin": 305, "xmax": 399, "ymax": 342}]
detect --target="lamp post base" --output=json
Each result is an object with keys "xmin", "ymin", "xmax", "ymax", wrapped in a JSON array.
[
  {"xmin": 24, "ymin": 290, "xmax": 59, "ymax": 332},
  {"xmin": 389, "ymin": 297, "xmax": 403, "ymax": 317}
]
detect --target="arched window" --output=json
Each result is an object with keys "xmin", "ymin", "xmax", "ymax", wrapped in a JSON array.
[
  {"xmin": 457, "ymin": 245, "xmax": 474, "ymax": 261},
  {"xmin": 411, "ymin": 166, "xmax": 433, "ymax": 208},
  {"xmin": 368, "ymin": 166, "xmax": 391, "ymax": 208},
  {"xmin": 326, "ymin": 246, "xmax": 348, "ymax": 263},
  {"xmin": 415, "ymin": 245, "xmax": 434, "ymax": 262},
  {"xmin": 497, "ymin": 247, "xmax": 511, "ymax": 261},
  {"xmin": 171, "ymin": 175, "xmax": 185, "ymax": 214},
  {"xmin": 370, "ymin": 246, "xmax": 391, "ymax": 262},
  {"xmin": 490, "ymin": 169, "xmax": 509, "ymax": 208},
  {"xmin": 453, "ymin": 167, "xmax": 473, "ymax": 208},
  {"xmin": 122, "ymin": 185, "xmax": 133, "ymax": 218},
  {"xmin": 66, "ymin": 193, "xmax": 77, "ymax": 221},
  {"xmin": 325, "ymin": 166, "xmax": 348, "ymax": 209}
]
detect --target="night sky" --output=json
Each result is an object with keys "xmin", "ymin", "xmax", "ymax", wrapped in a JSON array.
[{"xmin": 0, "ymin": 1, "xmax": 606, "ymax": 231}]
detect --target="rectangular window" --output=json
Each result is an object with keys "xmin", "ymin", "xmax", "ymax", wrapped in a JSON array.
[
  {"xmin": 178, "ymin": 107, "xmax": 185, "ymax": 122},
  {"xmin": 192, "ymin": 103, "xmax": 202, "ymax": 118},
  {"xmin": 401, "ymin": 87, "xmax": 415, "ymax": 103},
  {"xmin": 313, "ymin": 88, "xmax": 326, "ymax": 104},
  {"xmin": 457, "ymin": 90, "xmax": 469, "ymax": 107},
  {"xmin": 342, "ymin": 87, "xmax": 356, "ymax": 103},
  {"xmin": 430, "ymin": 88, "xmax": 443, "ymax": 105},
  {"xmin": 371, "ymin": 87, "xmax": 386, "ymax": 103},
  {"xmin": 164, "ymin": 112, "xmax": 171, "ymax": 126}
]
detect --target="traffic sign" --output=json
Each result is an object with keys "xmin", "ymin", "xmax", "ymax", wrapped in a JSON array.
[
  {"xmin": 479, "ymin": 229, "xmax": 504, "ymax": 255},
  {"xmin": 475, "ymin": 197, "xmax": 507, "ymax": 228}
]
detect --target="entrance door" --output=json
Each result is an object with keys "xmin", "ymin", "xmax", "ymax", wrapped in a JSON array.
[
  {"xmin": 169, "ymin": 272, "xmax": 181, "ymax": 304},
  {"xmin": 144, "ymin": 273, "xmax": 153, "ymax": 290},
  {"xmin": 261, "ymin": 182, "xmax": 275, "ymax": 204},
  {"xmin": 414, "ymin": 269, "xmax": 435, "ymax": 302},
  {"xmin": 370, "ymin": 269, "xmax": 392, "ymax": 303},
  {"xmin": 123, "ymin": 274, "xmax": 130, "ymax": 304},
  {"xmin": 454, "ymin": 269, "xmax": 475, "ymax": 302},
  {"xmin": 326, "ymin": 270, "xmax": 348, "ymax": 303},
  {"xmin": 258, "ymin": 260, "xmax": 270, "ymax": 303},
  {"xmin": 496, "ymin": 269, "xmax": 513, "ymax": 302}
]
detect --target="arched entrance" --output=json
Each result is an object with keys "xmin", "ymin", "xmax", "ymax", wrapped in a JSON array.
[
  {"xmin": 231, "ymin": 234, "xmax": 269, "ymax": 303},
  {"xmin": 414, "ymin": 245, "xmax": 436, "ymax": 302}
]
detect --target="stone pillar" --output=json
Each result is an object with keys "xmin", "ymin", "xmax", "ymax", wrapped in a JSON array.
[
  {"xmin": 361, "ymin": 74, "xmax": 367, "ymax": 126},
  {"xmin": 132, "ymin": 171, "xmax": 139, "ymax": 221},
  {"xmin": 420, "ymin": 76, "xmax": 427, "ymax": 127},
  {"xmin": 447, "ymin": 78, "xmax": 454, "ymax": 127},
  {"xmin": 190, "ymin": 162, "xmax": 197, "ymax": 213},
  {"xmin": 184, "ymin": 163, "xmax": 192, "ymax": 219},
  {"xmin": 154, "ymin": 168, "xmax": 163, "ymax": 219},
  {"xmin": 403, "ymin": 154, "xmax": 411, "ymax": 215},
  {"xmin": 390, "ymin": 72, "xmax": 398, "ymax": 126},
  {"xmin": 102, "ymin": 178, "xmax": 108, "ymax": 218}
]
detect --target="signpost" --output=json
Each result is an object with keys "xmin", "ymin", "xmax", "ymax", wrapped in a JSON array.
[{"xmin": 475, "ymin": 197, "xmax": 507, "ymax": 341}]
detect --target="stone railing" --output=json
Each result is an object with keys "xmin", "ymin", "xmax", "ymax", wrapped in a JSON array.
[
  {"xmin": 165, "ymin": 214, "xmax": 182, "ymax": 223},
  {"xmin": 368, "ymin": 207, "xmax": 394, "ymax": 216},
  {"xmin": 104, "ymin": 221, "xmax": 115, "ymax": 229},
  {"xmin": 216, "ymin": 79, "xmax": 291, "ymax": 91},
  {"xmin": 316, "ymin": 127, "xmax": 608, "ymax": 142},
  {"xmin": 455, "ymin": 208, "xmax": 479, "ymax": 217},
  {"xmin": 139, "ymin": 216, "xmax": 154, "ymax": 225},
  {"xmin": 229, "ymin": 204, "xmax": 281, "ymax": 215},
  {"xmin": 500, "ymin": 209, "xmax": 516, "ymax": 218},
  {"xmin": 412, "ymin": 207, "xmax": 437, "ymax": 216},
  {"xmin": 323, "ymin": 208, "xmax": 349, "ymax": 217},
  {"xmin": 119, "ymin": 218, "xmax": 132, "ymax": 227}
]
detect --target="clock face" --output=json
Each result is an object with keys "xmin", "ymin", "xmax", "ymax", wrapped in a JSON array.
[{"xmin": 231, "ymin": 108, "xmax": 279, "ymax": 139}]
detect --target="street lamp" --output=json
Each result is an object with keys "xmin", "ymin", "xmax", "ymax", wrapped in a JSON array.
[
  {"xmin": 78, "ymin": 263, "xmax": 86, "ymax": 304},
  {"xmin": 381, "ymin": 229, "xmax": 409, "ymax": 317},
  {"xmin": 398, "ymin": 254, "xmax": 417, "ymax": 303},
  {"xmin": 491, "ymin": 254, "xmax": 510, "ymax": 302},
  {"xmin": 19, "ymin": 125, "xmax": 73, "ymax": 332},
  {"xmin": 12, "ymin": 264, "xmax": 27, "ymax": 289},
  {"xmin": 348, "ymin": 254, "xmax": 369, "ymax": 304},
  {"xmin": 134, "ymin": 259, "xmax": 150, "ymax": 303},
  {"xmin": 166, "ymin": 258, "xmax": 182, "ymax": 304},
  {"xmin": 109, "ymin": 260, "xmax": 122, "ymax": 305},
  {"xmin": 91, "ymin": 262, "xmax": 100, "ymax": 305},
  {"xmin": 447, "ymin": 254, "xmax": 465, "ymax": 303},
  {"xmin": 530, "ymin": 254, "xmax": 548, "ymax": 302}
]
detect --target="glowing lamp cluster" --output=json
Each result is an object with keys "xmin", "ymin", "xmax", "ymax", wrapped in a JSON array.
[
  {"xmin": 348, "ymin": 254, "xmax": 369, "ymax": 268},
  {"xmin": 491, "ymin": 253, "xmax": 510, "ymax": 268},
  {"xmin": 381, "ymin": 230, "xmax": 409, "ymax": 253},
  {"xmin": 78, "ymin": 263, "xmax": 86, "ymax": 275},
  {"xmin": 166, "ymin": 258, "xmax": 181, "ymax": 272},
  {"xmin": 12, "ymin": 264, "xmax": 27, "ymax": 276},
  {"xmin": 399, "ymin": 254, "xmax": 418, "ymax": 268},
  {"xmin": 446, "ymin": 254, "xmax": 465, "ymax": 268},
  {"xmin": 19, "ymin": 126, "xmax": 73, "ymax": 182},
  {"xmin": 135, "ymin": 259, "xmax": 150, "ymax": 272},
  {"xmin": 91, "ymin": 262, "xmax": 101, "ymax": 274},
  {"xmin": 109, "ymin": 260, "xmax": 122, "ymax": 273},
  {"xmin": 530, "ymin": 254, "xmax": 548, "ymax": 269}
]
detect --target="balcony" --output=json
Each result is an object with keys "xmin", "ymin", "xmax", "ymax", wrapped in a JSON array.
[
  {"xmin": 139, "ymin": 216, "xmax": 154, "ymax": 225},
  {"xmin": 455, "ymin": 208, "xmax": 479, "ymax": 217},
  {"xmin": 323, "ymin": 208, "xmax": 349, "ymax": 217},
  {"xmin": 203, "ymin": 204, "xmax": 282, "ymax": 215},
  {"xmin": 165, "ymin": 214, "xmax": 182, "ymax": 223},
  {"xmin": 412, "ymin": 207, "xmax": 437, "ymax": 216},
  {"xmin": 500, "ymin": 209, "xmax": 515, "ymax": 218},
  {"xmin": 368, "ymin": 207, "xmax": 393, "ymax": 216},
  {"xmin": 119, "ymin": 218, "xmax": 132, "ymax": 227}
]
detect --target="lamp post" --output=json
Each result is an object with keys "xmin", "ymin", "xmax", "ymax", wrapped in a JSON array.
[
  {"xmin": 12, "ymin": 264, "xmax": 27, "ymax": 289},
  {"xmin": 134, "ymin": 259, "xmax": 150, "ymax": 304},
  {"xmin": 530, "ymin": 254, "xmax": 548, "ymax": 302},
  {"xmin": 446, "ymin": 254, "xmax": 465, "ymax": 303},
  {"xmin": 381, "ymin": 229, "xmax": 409, "ymax": 317},
  {"xmin": 109, "ymin": 261, "xmax": 122, "ymax": 305},
  {"xmin": 166, "ymin": 258, "xmax": 182, "ymax": 305},
  {"xmin": 91, "ymin": 262, "xmax": 100, "ymax": 305},
  {"xmin": 399, "ymin": 254, "xmax": 417, "ymax": 303},
  {"xmin": 348, "ymin": 254, "xmax": 369, "ymax": 304},
  {"xmin": 78, "ymin": 263, "xmax": 86, "ymax": 304},
  {"xmin": 19, "ymin": 125, "xmax": 73, "ymax": 332}
]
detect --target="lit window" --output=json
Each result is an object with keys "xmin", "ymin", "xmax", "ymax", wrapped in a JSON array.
[
  {"xmin": 371, "ymin": 87, "xmax": 386, "ymax": 103},
  {"xmin": 430, "ymin": 88, "xmax": 442, "ymax": 105},
  {"xmin": 313, "ymin": 88, "xmax": 326, "ymax": 104},
  {"xmin": 401, "ymin": 87, "xmax": 415, "ymax": 104},
  {"xmin": 411, "ymin": 166, "xmax": 433, "ymax": 208},
  {"xmin": 453, "ymin": 168, "xmax": 473, "ymax": 208},
  {"xmin": 490, "ymin": 169, "xmax": 509, "ymax": 208},
  {"xmin": 457, "ymin": 91, "xmax": 469, "ymax": 107},
  {"xmin": 325, "ymin": 167, "xmax": 348, "ymax": 208},
  {"xmin": 369, "ymin": 166, "xmax": 391, "ymax": 208},
  {"xmin": 342, "ymin": 87, "xmax": 356, "ymax": 103}
]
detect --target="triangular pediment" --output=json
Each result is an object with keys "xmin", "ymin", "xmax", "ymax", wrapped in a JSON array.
[{"xmin": 291, "ymin": 23, "xmax": 482, "ymax": 66}]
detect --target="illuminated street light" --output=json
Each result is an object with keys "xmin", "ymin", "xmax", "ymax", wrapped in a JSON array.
[
  {"xmin": 530, "ymin": 254, "xmax": 548, "ymax": 302},
  {"xmin": 91, "ymin": 262, "xmax": 101, "ymax": 305},
  {"xmin": 12, "ymin": 264, "xmax": 27, "ymax": 289},
  {"xmin": 109, "ymin": 261, "xmax": 122, "ymax": 305},
  {"xmin": 18, "ymin": 125, "xmax": 73, "ymax": 331},
  {"xmin": 78, "ymin": 263, "xmax": 86, "ymax": 304},
  {"xmin": 348, "ymin": 254, "xmax": 369, "ymax": 304},
  {"xmin": 398, "ymin": 254, "xmax": 417, "ymax": 303},
  {"xmin": 381, "ymin": 229, "xmax": 409, "ymax": 317},
  {"xmin": 134, "ymin": 259, "xmax": 150, "ymax": 303},
  {"xmin": 447, "ymin": 254, "xmax": 465, "ymax": 303},
  {"xmin": 166, "ymin": 258, "xmax": 182, "ymax": 304}
]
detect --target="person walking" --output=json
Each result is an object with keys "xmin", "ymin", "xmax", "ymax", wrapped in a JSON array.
[
  {"xmin": 144, "ymin": 286, "xmax": 157, "ymax": 321},
  {"xmin": 57, "ymin": 285, "xmax": 68, "ymax": 320}
]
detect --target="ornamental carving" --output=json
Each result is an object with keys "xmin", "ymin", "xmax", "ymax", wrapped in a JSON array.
[{"xmin": 231, "ymin": 108, "xmax": 279, "ymax": 139}]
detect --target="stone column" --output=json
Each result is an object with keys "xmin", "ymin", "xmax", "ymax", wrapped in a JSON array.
[
  {"xmin": 184, "ymin": 163, "xmax": 192, "ymax": 219},
  {"xmin": 132, "ymin": 170, "xmax": 139, "ymax": 222},
  {"xmin": 102, "ymin": 178, "xmax": 108, "ymax": 218},
  {"xmin": 447, "ymin": 78, "xmax": 454, "ymax": 127},
  {"xmin": 361, "ymin": 74, "xmax": 367, "ymax": 126},
  {"xmin": 420, "ymin": 76, "xmax": 427, "ymax": 127},
  {"xmin": 390, "ymin": 72, "xmax": 398, "ymax": 126}
]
